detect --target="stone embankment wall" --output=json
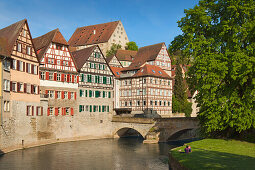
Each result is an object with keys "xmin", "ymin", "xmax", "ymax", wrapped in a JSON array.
[
  {"xmin": 0, "ymin": 100, "xmax": 114, "ymax": 153},
  {"xmin": 169, "ymin": 152, "xmax": 188, "ymax": 170}
]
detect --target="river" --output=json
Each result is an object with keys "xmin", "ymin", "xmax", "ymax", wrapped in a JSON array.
[{"xmin": 0, "ymin": 137, "xmax": 182, "ymax": 170}]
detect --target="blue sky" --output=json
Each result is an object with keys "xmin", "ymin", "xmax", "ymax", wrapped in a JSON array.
[{"xmin": 0, "ymin": 0, "xmax": 199, "ymax": 47}]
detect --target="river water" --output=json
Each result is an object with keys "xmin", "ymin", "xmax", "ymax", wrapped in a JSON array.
[{"xmin": 0, "ymin": 137, "xmax": 180, "ymax": 170}]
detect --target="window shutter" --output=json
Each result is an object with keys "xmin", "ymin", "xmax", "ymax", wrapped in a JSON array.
[
  {"xmin": 26, "ymin": 63, "xmax": 28, "ymax": 72},
  {"xmin": 45, "ymin": 90, "xmax": 48, "ymax": 95},
  {"xmin": 62, "ymin": 91, "xmax": 64, "ymax": 99},
  {"xmin": 27, "ymin": 106, "xmax": 29, "ymax": 116},
  {"xmin": 32, "ymin": 106, "xmax": 34, "ymax": 116},
  {"xmin": 37, "ymin": 86, "xmax": 40, "ymax": 95},
  {"xmin": 41, "ymin": 107, "xmax": 43, "ymax": 116},
  {"xmin": 54, "ymin": 73, "xmax": 57, "ymax": 81},
  {"xmin": 74, "ymin": 92, "xmax": 77, "ymax": 100},
  {"xmin": 81, "ymin": 74, "xmax": 84, "ymax": 82},
  {"xmin": 79, "ymin": 105, "xmax": 82, "ymax": 112},
  {"xmin": 10, "ymin": 81, "xmax": 12, "ymax": 91},
  {"xmin": 31, "ymin": 85, "xmax": 34, "ymax": 94},
  {"xmin": 47, "ymin": 108, "xmax": 50, "ymax": 116},
  {"xmin": 24, "ymin": 83, "xmax": 27, "ymax": 93},
  {"xmin": 108, "ymin": 92, "xmax": 111, "ymax": 98},
  {"xmin": 110, "ymin": 77, "xmax": 112, "ymax": 84},
  {"xmin": 31, "ymin": 64, "xmax": 34, "ymax": 74},
  {"xmin": 102, "ymin": 106, "xmax": 105, "ymax": 112},
  {"xmin": 99, "ymin": 106, "xmax": 101, "ymax": 112},
  {"xmin": 71, "ymin": 108, "xmax": 74, "ymax": 116},
  {"xmin": 17, "ymin": 82, "xmax": 20, "ymax": 92},
  {"xmin": 103, "ymin": 91, "xmax": 105, "ymax": 98},
  {"xmin": 85, "ymin": 90, "xmax": 87, "ymax": 97},
  {"xmin": 55, "ymin": 91, "xmax": 58, "ymax": 99},
  {"xmin": 67, "ymin": 74, "xmax": 70, "ymax": 82},
  {"xmin": 63, "ymin": 108, "xmax": 66, "ymax": 116},
  {"xmin": 68, "ymin": 92, "xmax": 71, "ymax": 99},
  {"xmin": 36, "ymin": 107, "xmax": 39, "ymax": 116},
  {"xmin": 55, "ymin": 108, "xmax": 58, "ymax": 116},
  {"xmin": 23, "ymin": 62, "xmax": 25, "ymax": 72},
  {"xmin": 107, "ymin": 106, "xmax": 109, "ymax": 112},
  {"xmin": 45, "ymin": 57, "xmax": 48, "ymax": 64},
  {"xmin": 89, "ymin": 90, "xmax": 92, "ymax": 97},
  {"xmin": 77, "ymin": 76, "xmax": 79, "ymax": 83},
  {"xmin": 37, "ymin": 66, "xmax": 39, "ymax": 75},
  {"xmin": 72, "ymin": 75, "xmax": 74, "ymax": 83},
  {"xmin": 90, "ymin": 105, "xmax": 92, "ymax": 112},
  {"xmin": 46, "ymin": 72, "xmax": 49, "ymax": 80},
  {"xmin": 62, "ymin": 108, "xmax": 65, "ymax": 115},
  {"xmin": 80, "ymin": 89, "xmax": 82, "ymax": 97},
  {"xmin": 93, "ymin": 105, "xmax": 96, "ymax": 112},
  {"xmin": 61, "ymin": 74, "xmax": 65, "ymax": 82},
  {"xmin": 17, "ymin": 60, "xmax": 20, "ymax": 71}
]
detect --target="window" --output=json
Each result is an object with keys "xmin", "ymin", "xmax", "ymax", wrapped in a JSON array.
[
  {"xmin": 4, "ymin": 101, "xmax": 10, "ymax": 112},
  {"xmin": 125, "ymin": 102, "xmax": 127, "ymax": 106},
  {"xmin": 168, "ymin": 102, "xmax": 171, "ymax": 106},
  {"xmin": 150, "ymin": 100, "xmax": 153, "ymax": 106},
  {"xmin": 57, "ymin": 91, "xmax": 61, "ymax": 99},
  {"xmin": 17, "ymin": 43, "xmax": 22, "ymax": 52},
  {"xmin": 155, "ymin": 101, "xmax": 157, "ymax": 106},
  {"xmin": 107, "ymin": 77, "xmax": 110, "ymax": 84},
  {"xmin": 34, "ymin": 65, "xmax": 37, "ymax": 74},
  {"xmin": 155, "ymin": 89, "xmax": 158, "ymax": 95},
  {"xmin": 26, "ymin": 46, "xmax": 31, "ymax": 55},
  {"xmin": 137, "ymin": 90, "xmax": 140, "ymax": 95},
  {"xmin": 3, "ymin": 60, "xmax": 10, "ymax": 71},
  {"xmin": 40, "ymin": 72, "xmax": 45, "ymax": 80},
  {"xmin": 48, "ymin": 90, "xmax": 54, "ymax": 98},
  {"xmin": 12, "ymin": 82, "xmax": 17, "ymax": 92},
  {"xmin": 23, "ymin": 30, "xmax": 26, "ymax": 37},
  {"xmin": 71, "ymin": 92, "xmax": 74, "ymax": 99},
  {"xmin": 64, "ymin": 91, "xmax": 68, "ymax": 99},
  {"xmin": 143, "ymin": 89, "xmax": 146, "ymax": 95},
  {"xmin": 18, "ymin": 83, "xmax": 24, "ymax": 92},
  {"xmin": 36, "ymin": 106, "xmax": 43, "ymax": 116},
  {"xmin": 49, "ymin": 107, "xmax": 54, "ymax": 115},
  {"xmin": 65, "ymin": 107, "xmax": 70, "ymax": 115},
  {"xmin": 74, "ymin": 76, "xmax": 77, "ymax": 83},
  {"xmin": 4, "ymin": 80, "xmax": 10, "ymax": 91},
  {"xmin": 57, "ymin": 73, "xmax": 61, "ymax": 81},
  {"xmin": 13, "ymin": 60, "xmax": 17, "ymax": 70},
  {"xmin": 160, "ymin": 101, "xmax": 162, "ymax": 106},
  {"xmin": 27, "ymin": 63, "xmax": 31, "ymax": 73},
  {"xmin": 150, "ymin": 89, "xmax": 154, "ymax": 95},
  {"xmin": 99, "ymin": 76, "xmax": 102, "ymax": 84},
  {"xmin": 160, "ymin": 90, "xmax": 162, "ymax": 96},
  {"xmin": 79, "ymin": 105, "xmax": 85, "ymax": 112},
  {"xmin": 49, "ymin": 72, "xmax": 53, "ymax": 80},
  {"xmin": 64, "ymin": 74, "xmax": 67, "ymax": 82},
  {"xmin": 143, "ymin": 78, "xmax": 146, "ymax": 83},
  {"xmin": 19, "ymin": 61, "xmax": 23, "ymax": 71},
  {"xmin": 143, "ymin": 101, "xmax": 146, "ymax": 106},
  {"xmin": 27, "ymin": 106, "xmax": 32, "ymax": 116},
  {"xmin": 33, "ymin": 86, "xmax": 37, "ymax": 94},
  {"xmin": 70, "ymin": 75, "xmax": 72, "ymax": 82},
  {"xmin": 129, "ymin": 90, "xmax": 131, "ymax": 96},
  {"xmin": 137, "ymin": 101, "xmax": 140, "ymax": 106}
]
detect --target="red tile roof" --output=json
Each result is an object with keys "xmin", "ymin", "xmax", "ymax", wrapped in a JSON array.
[
  {"xmin": 110, "ymin": 66, "xmax": 124, "ymax": 78},
  {"xmin": 115, "ymin": 49, "xmax": 137, "ymax": 61},
  {"xmin": 33, "ymin": 29, "xmax": 68, "ymax": 61},
  {"xmin": 132, "ymin": 64, "xmax": 171, "ymax": 79},
  {"xmin": 0, "ymin": 19, "xmax": 26, "ymax": 56},
  {"xmin": 71, "ymin": 45, "xmax": 97, "ymax": 71},
  {"xmin": 127, "ymin": 42, "xmax": 165, "ymax": 69},
  {"xmin": 68, "ymin": 21, "xmax": 119, "ymax": 46}
]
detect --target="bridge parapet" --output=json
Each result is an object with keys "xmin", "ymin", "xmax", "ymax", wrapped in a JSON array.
[{"xmin": 112, "ymin": 116, "xmax": 155, "ymax": 124}]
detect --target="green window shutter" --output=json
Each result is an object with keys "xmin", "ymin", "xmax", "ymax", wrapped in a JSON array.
[
  {"xmin": 102, "ymin": 106, "xmax": 105, "ymax": 112},
  {"xmin": 89, "ymin": 90, "xmax": 92, "ymax": 97},
  {"xmin": 90, "ymin": 105, "xmax": 92, "ymax": 112},
  {"xmin": 80, "ymin": 89, "xmax": 82, "ymax": 97},
  {"xmin": 89, "ymin": 63, "xmax": 91, "ymax": 68},
  {"xmin": 87, "ymin": 75, "xmax": 90, "ymax": 82},
  {"xmin": 85, "ymin": 90, "xmax": 87, "ymax": 97},
  {"xmin": 103, "ymin": 77, "xmax": 106, "ymax": 84},
  {"xmin": 103, "ymin": 91, "xmax": 105, "ymax": 98},
  {"xmin": 110, "ymin": 77, "xmax": 112, "ymax": 84},
  {"xmin": 79, "ymin": 105, "xmax": 82, "ymax": 112},
  {"xmin": 95, "ymin": 91, "xmax": 99, "ymax": 98},
  {"xmin": 99, "ymin": 106, "xmax": 101, "ymax": 112},
  {"xmin": 99, "ymin": 64, "xmax": 101, "ymax": 70},
  {"xmin": 81, "ymin": 74, "xmax": 84, "ymax": 82},
  {"xmin": 108, "ymin": 92, "xmax": 111, "ymax": 98},
  {"xmin": 107, "ymin": 106, "xmax": 109, "ymax": 112},
  {"xmin": 93, "ymin": 105, "xmax": 96, "ymax": 112},
  {"xmin": 103, "ymin": 65, "xmax": 105, "ymax": 70}
]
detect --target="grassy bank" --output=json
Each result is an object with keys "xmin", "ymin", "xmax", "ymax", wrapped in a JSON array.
[{"xmin": 170, "ymin": 139, "xmax": 255, "ymax": 169}]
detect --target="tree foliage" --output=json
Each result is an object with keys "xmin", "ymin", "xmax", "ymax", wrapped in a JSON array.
[
  {"xmin": 125, "ymin": 41, "xmax": 138, "ymax": 51},
  {"xmin": 172, "ymin": 58, "xmax": 192, "ymax": 117},
  {"xmin": 106, "ymin": 43, "xmax": 122, "ymax": 57},
  {"xmin": 171, "ymin": 0, "xmax": 255, "ymax": 136}
]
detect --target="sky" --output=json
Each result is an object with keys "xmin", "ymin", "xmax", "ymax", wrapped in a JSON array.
[{"xmin": 0, "ymin": 0, "xmax": 200, "ymax": 48}]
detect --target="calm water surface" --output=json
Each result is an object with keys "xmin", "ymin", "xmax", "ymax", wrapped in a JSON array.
[{"xmin": 0, "ymin": 138, "xmax": 179, "ymax": 170}]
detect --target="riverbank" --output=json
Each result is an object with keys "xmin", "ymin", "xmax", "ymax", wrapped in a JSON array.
[{"xmin": 170, "ymin": 139, "xmax": 255, "ymax": 169}]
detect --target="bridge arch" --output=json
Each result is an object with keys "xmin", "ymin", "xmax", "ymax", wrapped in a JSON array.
[
  {"xmin": 114, "ymin": 127, "xmax": 144, "ymax": 138},
  {"xmin": 166, "ymin": 128, "xmax": 199, "ymax": 142}
]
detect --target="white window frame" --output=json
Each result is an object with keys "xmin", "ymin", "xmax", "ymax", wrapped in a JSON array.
[
  {"xmin": 64, "ymin": 91, "xmax": 68, "ymax": 99},
  {"xmin": 48, "ymin": 90, "xmax": 54, "ymax": 98},
  {"xmin": 40, "ymin": 71, "xmax": 45, "ymax": 80}
]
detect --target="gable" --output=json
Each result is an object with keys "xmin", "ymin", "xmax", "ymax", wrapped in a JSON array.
[
  {"xmin": 40, "ymin": 42, "xmax": 77, "ymax": 72},
  {"xmin": 12, "ymin": 22, "xmax": 38, "ymax": 63},
  {"xmin": 153, "ymin": 43, "xmax": 171, "ymax": 69},
  {"xmin": 109, "ymin": 55, "xmax": 122, "ymax": 67}
]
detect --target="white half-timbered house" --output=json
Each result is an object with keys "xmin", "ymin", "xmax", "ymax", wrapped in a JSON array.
[{"xmin": 33, "ymin": 29, "xmax": 79, "ymax": 116}]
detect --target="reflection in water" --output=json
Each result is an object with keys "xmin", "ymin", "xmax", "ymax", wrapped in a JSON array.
[{"xmin": 0, "ymin": 138, "xmax": 179, "ymax": 170}]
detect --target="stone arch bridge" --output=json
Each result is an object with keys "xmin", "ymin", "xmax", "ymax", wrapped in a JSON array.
[{"xmin": 112, "ymin": 116, "xmax": 199, "ymax": 143}]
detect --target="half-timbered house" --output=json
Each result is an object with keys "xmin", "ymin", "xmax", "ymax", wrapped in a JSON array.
[
  {"xmin": 127, "ymin": 43, "xmax": 171, "ymax": 76},
  {"xmin": 118, "ymin": 64, "xmax": 172, "ymax": 117},
  {"xmin": 71, "ymin": 45, "xmax": 114, "ymax": 115},
  {"xmin": 0, "ymin": 19, "xmax": 41, "ymax": 118},
  {"xmin": 33, "ymin": 29, "xmax": 79, "ymax": 116}
]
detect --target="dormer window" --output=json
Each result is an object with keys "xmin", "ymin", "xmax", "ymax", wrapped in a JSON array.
[
  {"xmin": 152, "ymin": 69, "xmax": 155, "ymax": 73},
  {"xmin": 93, "ymin": 30, "xmax": 96, "ymax": 34}
]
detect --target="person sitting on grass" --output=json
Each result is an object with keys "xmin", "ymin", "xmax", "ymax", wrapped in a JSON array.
[
  {"xmin": 184, "ymin": 145, "xmax": 189, "ymax": 153},
  {"xmin": 188, "ymin": 145, "xmax": 192, "ymax": 152}
]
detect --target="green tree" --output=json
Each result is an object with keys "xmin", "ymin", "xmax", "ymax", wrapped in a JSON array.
[
  {"xmin": 173, "ymin": 58, "xmax": 192, "ymax": 117},
  {"xmin": 106, "ymin": 43, "xmax": 122, "ymax": 57},
  {"xmin": 171, "ymin": 0, "xmax": 255, "ymax": 136},
  {"xmin": 125, "ymin": 41, "xmax": 138, "ymax": 51}
]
